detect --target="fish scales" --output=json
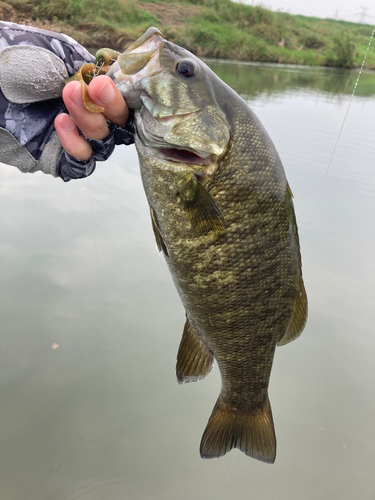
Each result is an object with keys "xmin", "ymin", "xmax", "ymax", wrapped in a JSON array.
[{"xmin": 107, "ymin": 27, "xmax": 308, "ymax": 463}]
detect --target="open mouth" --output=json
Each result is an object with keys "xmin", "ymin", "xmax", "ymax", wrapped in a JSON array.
[
  {"xmin": 136, "ymin": 111, "xmax": 216, "ymax": 167},
  {"xmin": 160, "ymin": 148, "xmax": 212, "ymax": 165}
]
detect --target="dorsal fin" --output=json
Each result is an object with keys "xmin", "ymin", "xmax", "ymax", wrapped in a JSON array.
[{"xmin": 278, "ymin": 277, "xmax": 308, "ymax": 346}]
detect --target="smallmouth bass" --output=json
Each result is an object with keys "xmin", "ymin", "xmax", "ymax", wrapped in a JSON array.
[{"xmin": 108, "ymin": 28, "xmax": 308, "ymax": 463}]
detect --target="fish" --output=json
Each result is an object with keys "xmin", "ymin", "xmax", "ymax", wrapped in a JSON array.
[{"xmin": 107, "ymin": 27, "xmax": 308, "ymax": 463}]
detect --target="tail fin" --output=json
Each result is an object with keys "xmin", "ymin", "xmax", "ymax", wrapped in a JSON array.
[{"xmin": 200, "ymin": 395, "xmax": 276, "ymax": 463}]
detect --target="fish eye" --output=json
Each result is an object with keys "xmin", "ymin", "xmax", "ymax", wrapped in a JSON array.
[{"xmin": 175, "ymin": 59, "xmax": 197, "ymax": 78}]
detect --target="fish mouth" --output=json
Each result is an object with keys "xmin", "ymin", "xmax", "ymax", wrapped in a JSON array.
[
  {"xmin": 136, "ymin": 117, "xmax": 215, "ymax": 167},
  {"xmin": 107, "ymin": 28, "xmax": 164, "ymax": 88},
  {"xmin": 123, "ymin": 27, "xmax": 163, "ymax": 56},
  {"xmin": 137, "ymin": 127, "xmax": 214, "ymax": 166},
  {"xmin": 137, "ymin": 140, "xmax": 216, "ymax": 180},
  {"xmin": 111, "ymin": 27, "xmax": 229, "ymax": 166},
  {"xmin": 135, "ymin": 106, "xmax": 216, "ymax": 166},
  {"xmin": 160, "ymin": 148, "xmax": 213, "ymax": 165}
]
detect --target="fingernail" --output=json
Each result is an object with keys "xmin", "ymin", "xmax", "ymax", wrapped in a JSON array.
[
  {"xmin": 97, "ymin": 80, "xmax": 115, "ymax": 104},
  {"xmin": 58, "ymin": 114, "xmax": 76, "ymax": 131},
  {"xmin": 71, "ymin": 83, "xmax": 85, "ymax": 108}
]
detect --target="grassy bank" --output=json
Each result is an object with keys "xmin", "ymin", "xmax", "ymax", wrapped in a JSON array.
[{"xmin": 1, "ymin": 0, "xmax": 375, "ymax": 69}]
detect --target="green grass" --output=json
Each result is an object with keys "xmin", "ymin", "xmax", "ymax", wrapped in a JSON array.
[
  {"xmin": 7, "ymin": 0, "xmax": 159, "ymax": 48},
  {"xmin": 38, "ymin": 0, "xmax": 157, "ymax": 25},
  {"xmin": 175, "ymin": 0, "xmax": 375, "ymax": 68},
  {"xmin": 5, "ymin": 0, "xmax": 375, "ymax": 69}
]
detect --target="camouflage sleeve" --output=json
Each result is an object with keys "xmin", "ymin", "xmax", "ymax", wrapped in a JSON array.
[
  {"xmin": 0, "ymin": 21, "xmax": 135, "ymax": 181},
  {"xmin": 58, "ymin": 117, "xmax": 135, "ymax": 182}
]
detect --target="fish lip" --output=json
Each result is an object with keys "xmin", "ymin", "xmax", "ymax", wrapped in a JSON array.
[
  {"xmin": 138, "ymin": 131, "xmax": 214, "ymax": 165},
  {"xmin": 135, "ymin": 108, "xmax": 214, "ymax": 163},
  {"xmin": 140, "ymin": 93, "xmax": 200, "ymax": 119},
  {"xmin": 107, "ymin": 31, "xmax": 164, "ymax": 85},
  {"xmin": 122, "ymin": 27, "xmax": 164, "ymax": 55},
  {"xmin": 159, "ymin": 148, "xmax": 213, "ymax": 165},
  {"xmin": 136, "ymin": 135, "xmax": 214, "ymax": 168},
  {"xmin": 155, "ymin": 109, "xmax": 200, "ymax": 121}
]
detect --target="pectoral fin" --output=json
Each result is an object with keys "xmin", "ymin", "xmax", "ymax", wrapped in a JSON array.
[
  {"xmin": 150, "ymin": 206, "xmax": 169, "ymax": 257},
  {"xmin": 178, "ymin": 174, "xmax": 226, "ymax": 235},
  {"xmin": 176, "ymin": 318, "xmax": 214, "ymax": 383}
]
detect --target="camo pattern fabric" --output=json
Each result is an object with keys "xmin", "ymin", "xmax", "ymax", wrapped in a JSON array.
[
  {"xmin": 0, "ymin": 21, "xmax": 135, "ymax": 180},
  {"xmin": 58, "ymin": 118, "xmax": 136, "ymax": 181}
]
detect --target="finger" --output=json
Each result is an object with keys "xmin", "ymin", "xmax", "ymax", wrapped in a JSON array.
[
  {"xmin": 88, "ymin": 75, "xmax": 129, "ymax": 126},
  {"xmin": 63, "ymin": 81, "xmax": 110, "ymax": 140},
  {"xmin": 55, "ymin": 113, "xmax": 93, "ymax": 161}
]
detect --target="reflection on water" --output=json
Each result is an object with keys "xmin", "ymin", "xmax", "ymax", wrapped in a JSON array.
[
  {"xmin": 205, "ymin": 59, "xmax": 375, "ymax": 100},
  {"xmin": 0, "ymin": 62, "xmax": 374, "ymax": 500}
]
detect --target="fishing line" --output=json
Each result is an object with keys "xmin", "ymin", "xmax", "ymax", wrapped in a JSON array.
[
  {"xmin": 327, "ymin": 27, "xmax": 375, "ymax": 173},
  {"xmin": 220, "ymin": 451, "xmax": 237, "ymax": 500},
  {"xmin": 304, "ymin": 25, "xmax": 375, "ymax": 237}
]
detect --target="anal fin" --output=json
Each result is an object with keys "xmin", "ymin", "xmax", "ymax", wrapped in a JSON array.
[
  {"xmin": 200, "ymin": 394, "xmax": 276, "ymax": 464},
  {"xmin": 176, "ymin": 318, "xmax": 214, "ymax": 384}
]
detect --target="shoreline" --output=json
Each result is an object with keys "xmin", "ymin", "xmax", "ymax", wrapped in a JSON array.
[{"xmin": 1, "ymin": 0, "xmax": 374, "ymax": 70}]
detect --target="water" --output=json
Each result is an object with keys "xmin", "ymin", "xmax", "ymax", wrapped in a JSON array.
[{"xmin": 1, "ymin": 61, "xmax": 374, "ymax": 499}]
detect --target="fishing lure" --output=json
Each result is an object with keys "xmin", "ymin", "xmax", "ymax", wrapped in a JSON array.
[{"xmin": 65, "ymin": 48, "xmax": 120, "ymax": 113}]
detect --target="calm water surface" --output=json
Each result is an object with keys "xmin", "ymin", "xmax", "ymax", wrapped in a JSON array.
[{"xmin": 0, "ymin": 61, "xmax": 374, "ymax": 499}]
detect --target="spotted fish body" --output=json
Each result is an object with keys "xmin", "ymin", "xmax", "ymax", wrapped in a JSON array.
[{"xmin": 109, "ymin": 28, "xmax": 307, "ymax": 463}]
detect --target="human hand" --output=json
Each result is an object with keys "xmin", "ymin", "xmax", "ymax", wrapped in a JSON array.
[{"xmin": 54, "ymin": 75, "xmax": 129, "ymax": 161}]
